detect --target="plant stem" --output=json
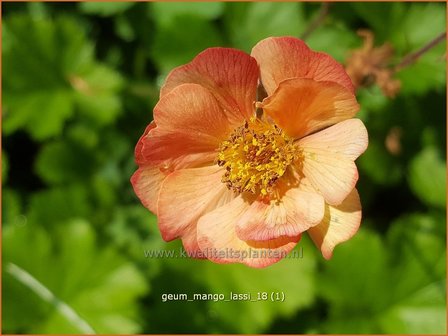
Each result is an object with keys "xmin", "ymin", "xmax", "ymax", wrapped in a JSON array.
[
  {"xmin": 395, "ymin": 32, "xmax": 446, "ymax": 71},
  {"xmin": 301, "ymin": 2, "xmax": 330, "ymax": 40},
  {"xmin": 6, "ymin": 262, "xmax": 96, "ymax": 334}
]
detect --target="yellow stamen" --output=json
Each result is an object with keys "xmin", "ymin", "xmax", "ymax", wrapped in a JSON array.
[{"xmin": 216, "ymin": 117, "xmax": 300, "ymax": 196}]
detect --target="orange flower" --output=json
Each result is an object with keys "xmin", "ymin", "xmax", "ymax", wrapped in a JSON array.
[{"xmin": 132, "ymin": 37, "xmax": 368, "ymax": 268}]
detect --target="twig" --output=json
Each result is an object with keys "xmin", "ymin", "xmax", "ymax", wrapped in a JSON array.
[
  {"xmin": 394, "ymin": 31, "xmax": 446, "ymax": 71},
  {"xmin": 301, "ymin": 2, "xmax": 330, "ymax": 40}
]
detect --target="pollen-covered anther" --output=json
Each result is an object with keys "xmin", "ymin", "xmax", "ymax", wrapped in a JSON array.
[{"xmin": 216, "ymin": 117, "xmax": 299, "ymax": 196}]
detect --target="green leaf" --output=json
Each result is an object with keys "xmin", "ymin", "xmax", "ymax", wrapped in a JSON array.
[
  {"xmin": 358, "ymin": 140, "xmax": 403, "ymax": 185},
  {"xmin": 356, "ymin": 85, "xmax": 390, "ymax": 120},
  {"xmin": 3, "ymin": 219, "xmax": 148, "ymax": 334},
  {"xmin": 392, "ymin": 3, "xmax": 445, "ymax": 52},
  {"xmin": 351, "ymin": 2, "xmax": 405, "ymax": 43},
  {"xmin": 114, "ymin": 15, "xmax": 135, "ymax": 42},
  {"xmin": 225, "ymin": 2, "xmax": 306, "ymax": 52},
  {"xmin": 79, "ymin": 2, "xmax": 135, "ymax": 16},
  {"xmin": 27, "ymin": 185, "xmax": 91, "ymax": 227},
  {"xmin": 3, "ymin": 14, "xmax": 93, "ymax": 92},
  {"xmin": 148, "ymin": 237, "xmax": 316, "ymax": 333},
  {"xmin": 4, "ymin": 90, "xmax": 74, "ymax": 140},
  {"xmin": 66, "ymin": 123, "xmax": 99, "ymax": 149},
  {"xmin": 318, "ymin": 214, "xmax": 446, "ymax": 334},
  {"xmin": 396, "ymin": 44, "xmax": 446, "ymax": 95},
  {"xmin": 319, "ymin": 230, "xmax": 389, "ymax": 314},
  {"xmin": 392, "ymin": 3, "xmax": 446, "ymax": 95},
  {"xmin": 381, "ymin": 213, "xmax": 446, "ymax": 334},
  {"xmin": 306, "ymin": 24, "xmax": 358, "ymax": 62},
  {"xmin": 151, "ymin": 2, "xmax": 224, "ymax": 26},
  {"xmin": 380, "ymin": 300, "xmax": 446, "ymax": 335},
  {"xmin": 108, "ymin": 206, "xmax": 163, "ymax": 278},
  {"xmin": 73, "ymin": 64, "xmax": 124, "ymax": 126},
  {"xmin": 408, "ymin": 147, "xmax": 446, "ymax": 209},
  {"xmin": 95, "ymin": 131, "xmax": 132, "ymax": 184},
  {"xmin": 150, "ymin": 15, "xmax": 223, "ymax": 74},
  {"xmin": 3, "ymin": 14, "xmax": 123, "ymax": 139},
  {"xmin": 35, "ymin": 140, "xmax": 97, "ymax": 185},
  {"xmin": 198, "ymin": 242, "xmax": 316, "ymax": 334},
  {"xmin": 2, "ymin": 189, "xmax": 23, "ymax": 227}
]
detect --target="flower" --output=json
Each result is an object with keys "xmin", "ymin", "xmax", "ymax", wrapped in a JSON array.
[{"xmin": 132, "ymin": 37, "xmax": 368, "ymax": 268}]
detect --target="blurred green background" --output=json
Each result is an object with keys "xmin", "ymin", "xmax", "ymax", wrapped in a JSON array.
[{"xmin": 2, "ymin": 1, "xmax": 446, "ymax": 334}]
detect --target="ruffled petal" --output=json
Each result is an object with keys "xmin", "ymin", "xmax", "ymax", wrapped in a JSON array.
[
  {"xmin": 181, "ymin": 226, "xmax": 207, "ymax": 259},
  {"xmin": 308, "ymin": 189, "xmax": 362, "ymax": 259},
  {"xmin": 235, "ymin": 188, "xmax": 324, "ymax": 241},
  {"xmin": 251, "ymin": 36, "xmax": 354, "ymax": 95},
  {"xmin": 143, "ymin": 83, "xmax": 231, "ymax": 165},
  {"xmin": 197, "ymin": 196, "xmax": 300, "ymax": 268},
  {"xmin": 157, "ymin": 165, "xmax": 234, "ymax": 242},
  {"xmin": 135, "ymin": 121, "xmax": 156, "ymax": 165},
  {"xmin": 298, "ymin": 119, "xmax": 368, "ymax": 205},
  {"xmin": 133, "ymin": 121, "xmax": 200, "ymax": 215},
  {"xmin": 131, "ymin": 165, "xmax": 167, "ymax": 215},
  {"xmin": 259, "ymin": 78, "xmax": 359, "ymax": 139},
  {"xmin": 161, "ymin": 48, "xmax": 259, "ymax": 125}
]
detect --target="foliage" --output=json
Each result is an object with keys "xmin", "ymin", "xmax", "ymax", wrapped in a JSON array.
[
  {"xmin": 319, "ymin": 213, "xmax": 445, "ymax": 334},
  {"xmin": 3, "ymin": 220, "xmax": 148, "ymax": 334},
  {"xmin": 2, "ymin": 2, "xmax": 446, "ymax": 334}
]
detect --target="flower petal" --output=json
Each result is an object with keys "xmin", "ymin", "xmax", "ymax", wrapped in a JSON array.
[
  {"xmin": 132, "ymin": 120, "xmax": 192, "ymax": 215},
  {"xmin": 298, "ymin": 119, "xmax": 368, "ymax": 160},
  {"xmin": 236, "ymin": 188, "xmax": 324, "ymax": 241},
  {"xmin": 131, "ymin": 165, "xmax": 167, "ymax": 215},
  {"xmin": 259, "ymin": 78, "xmax": 359, "ymax": 139},
  {"xmin": 308, "ymin": 189, "xmax": 362, "ymax": 259},
  {"xmin": 161, "ymin": 48, "xmax": 259, "ymax": 125},
  {"xmin": 132, "ymin": 92, "xmax": 235, "ymax": 215},
  {"xmin": 143, "ymin": 83, "xmax": 231, "ymax": 165},
  {"xmin": 297, "ymin": 119, "xmax": 367, "ymax": 205},
  {"xmin": 197, "ymin": 196, "xmax": 300, "ymax": 268},
  {"xmin": 157, "ymin": 165, "xmax": 233, "ymax": 242},
  {"xmin": 135, "ymin": 121, "xmax": 156, "ymax": 165},
  {"xmin": 251, "ymin": 36, "xmax": 354, "ymax": 95},
  {"xmin": 181, "ymin": 226, "xmax": 207, "ymax": 259}
]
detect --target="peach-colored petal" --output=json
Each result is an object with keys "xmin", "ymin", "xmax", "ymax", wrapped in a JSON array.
[
  {"xmin": 259, "ymin": 78, "xmax": 359, "ymax": 139},
  {"xmin": 157, "ymin": 165, "xmax": 234, "ymax": 242},
  {"xmin": 131, "ymin": 154, "xmax": 209, "ymax": 215},
  {"xmin": 308, "ymin": 189, "xmax": 362, "ymax": 259},
  {"xmin": 301, "ymin": 155, "xmax": 357, "ymax": 207},
  {"xmin": 298, "ymin": 119, "xmax": 368, "ymax": 160},
  {"xmin": 143, "ymin": 83, "xmax": 231, "ymax": 165},
  {"xmin": 297, "ymin": 119, "xmax": 368, "ymax": 205},
  {"xmin": 251, "ymin": 36, "xmax": 355, "ymax": 95},
  {"xmin": 135, "ymin": 121, "xmax": 156, "ymax": 165},
  {"xmin": 131, "ymin": 165, "xmax": 167, "ymax": 215},
  {"xmin": 197, "ymin": 196, "xmax": 300, "ymax": 268},
  {"xmin": 180, "ymin": 226, "xmax": 207, "ymax": 259},
  {"xmin": 132, "ymin": 121, "xmax": 171, "ymax": 215},
  {"xmin": 235, "ymin": 188, "xmax": 324, "ymax": 241},
  {"xmin": 161, "ymin": 48, "xmax": 259, "ymax": 125}
]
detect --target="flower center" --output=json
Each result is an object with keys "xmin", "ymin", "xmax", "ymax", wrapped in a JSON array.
[{"xmin": 217, "ymin": 117, "xmax": 299, "ymax": 196}]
